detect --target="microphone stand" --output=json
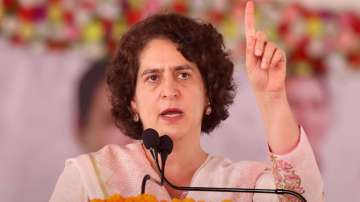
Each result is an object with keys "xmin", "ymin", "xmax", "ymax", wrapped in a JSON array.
[
  {"xmin": 140, "ymin": 153, "xmax": 307, "ymax": 202},
  {"xmin": 141, "ymin": 174, "xmax": 306, "ymax": 201}
]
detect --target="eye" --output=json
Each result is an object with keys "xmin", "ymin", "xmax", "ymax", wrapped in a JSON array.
[
  {"xmin": 178, "ymin": 72, "xmax": 190, "ymax": 80},
  {"xmin": 145, "ymin": 74, "xmax": 160, "ymax": 83}
]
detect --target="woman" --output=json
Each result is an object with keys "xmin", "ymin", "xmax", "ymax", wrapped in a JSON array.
[{"xmin": 50, "ymin": 2, "xmax": 323, "ymax": 201}]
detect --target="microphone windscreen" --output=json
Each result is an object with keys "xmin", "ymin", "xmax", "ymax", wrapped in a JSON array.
[
  {"xmin": 159, "ymin": 135, "xmax": 173, "ymax": 154},
  {"xmin": 142, "ymin": 128, "xmax": 160, "ymax": 149}
]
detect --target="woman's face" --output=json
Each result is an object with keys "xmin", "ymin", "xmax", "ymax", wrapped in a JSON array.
[{"xmin": 131, "ymin": 38, "xmax": 208, "ymax": 141}]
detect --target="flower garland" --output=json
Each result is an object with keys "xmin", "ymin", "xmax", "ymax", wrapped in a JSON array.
[
  {"xmin": 1, "ymin": 0, "xmax": 359, "ymax": 71},
  {"xmin": 89, "ymin": 194, "xmax": 233, "ymax": 202}
]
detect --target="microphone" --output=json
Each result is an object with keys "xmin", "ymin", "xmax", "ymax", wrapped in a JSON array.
[
  {"xmin": 142, "ymin": 128, "xmax": 161, "ymax": 171},
  {"xmin": 141, "ymin": 128, "xmax": 306, "ymax": 202},
  {"xmin": 158, "ymin": 135, "xmax": 173, "ymax": 184}
]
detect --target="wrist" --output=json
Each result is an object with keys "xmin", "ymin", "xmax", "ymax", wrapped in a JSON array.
[
  {"xmin": 254, "ymin": 89, "xmax": 288, "ymax": 108},
  {"xmin": 254, "ymin": 89, "xmax": 294, "ymax": 131}
]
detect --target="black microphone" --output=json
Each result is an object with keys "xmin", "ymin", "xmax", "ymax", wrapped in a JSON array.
[
  {"xmin": 142, "ymin": 128, "xmax": 161, "ymax": 171},
  {"xmin": 141, "ymin": 128, "xmax": 306, "ymax": 202},
  {"xmin": 158, "ymin": 135, "xmax": 173, "ymax": 184}
]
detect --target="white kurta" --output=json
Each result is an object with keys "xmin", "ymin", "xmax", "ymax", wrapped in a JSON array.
[{"xmin": 50, "ymin": 128, "xmax": 324, "ymax": 202}]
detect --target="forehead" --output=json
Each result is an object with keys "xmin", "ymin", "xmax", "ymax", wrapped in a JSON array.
[{"xmin": 138, "ymin": 38, "xmax": 196, "ymax": 72}]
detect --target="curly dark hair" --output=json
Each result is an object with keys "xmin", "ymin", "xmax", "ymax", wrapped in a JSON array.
[{"xmin": 107, "ymin": 13, "xmax": 236, "ymax": 140}]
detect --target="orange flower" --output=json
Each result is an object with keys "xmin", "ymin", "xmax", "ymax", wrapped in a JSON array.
[{"xmin": 89, "ymin": 194, "xmax": 233, "ymax": 202}]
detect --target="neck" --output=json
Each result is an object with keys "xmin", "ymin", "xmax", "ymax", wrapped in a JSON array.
[{"xmin": 166, "ymin": 134, "xmax": 208, "ymax": 173}]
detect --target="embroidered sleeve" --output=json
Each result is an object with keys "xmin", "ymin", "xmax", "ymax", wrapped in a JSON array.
[
  {"xmin": 270, "ymin": 155, "xmax": 305, "ymax": 201},
  {"xmin": 254, "ymin": 127, "xmax": 325, "ymax": 202}
]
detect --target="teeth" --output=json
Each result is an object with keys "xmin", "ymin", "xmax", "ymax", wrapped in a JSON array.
[{"xmin": 163, "ymin": 113, "xmax": 182, "ymax": 117}]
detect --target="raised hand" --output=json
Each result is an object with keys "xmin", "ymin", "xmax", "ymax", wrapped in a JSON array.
[
  {"xmin": 244, "ymin": 1, "xmax": 286, "ymax": 94},
  {"xmin": 243, "ymin": 1, "xmax": 300, "ymax": 155}
]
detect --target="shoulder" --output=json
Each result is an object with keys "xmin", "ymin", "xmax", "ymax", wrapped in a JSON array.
[
  {"xmin": 54, "ymin": 142, "xmax": 145, "ymax": 199},
  {"xmin": 62, "ymin": 141, "xmax": 144, "ymax": 185},
  {"xmin": 94, "ymin": 141, "xmax": 143, "ymax": 158},
  {"xmin": 69, "ymin": 141, "xmax": 143, "ymax": 166},
  {"xmin": 50, "ymin": 155, "xmax": 89, "ymax": 201}
]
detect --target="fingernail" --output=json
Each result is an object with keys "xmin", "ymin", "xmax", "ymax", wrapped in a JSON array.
[{"xmin": 255, "ymin": 50, "xmax": 261, "ymax": 56}]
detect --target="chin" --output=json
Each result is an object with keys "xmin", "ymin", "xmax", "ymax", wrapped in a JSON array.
[{"xmin": 158, "ymin": 126, "xmax": 187, "ymax": 141}]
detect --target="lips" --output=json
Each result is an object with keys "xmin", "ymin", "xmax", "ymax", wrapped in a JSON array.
[
  {"xmin": 160, "ymin": 108, "xmax": 183, "ymax": 117},
  {"xmin": 160, "ymin": 108, "xmax": 184, "ymax": 119}
]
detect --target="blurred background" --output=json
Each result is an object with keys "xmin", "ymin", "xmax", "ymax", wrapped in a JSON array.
[{"xmin": 0, "ymin": 0, "xmax": 359, "ymax": 201}]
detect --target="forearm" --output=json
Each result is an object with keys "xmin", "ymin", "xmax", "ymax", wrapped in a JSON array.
[{"xmin": 255, "ymin": 90, "xmax": 299, "ymax": 154}]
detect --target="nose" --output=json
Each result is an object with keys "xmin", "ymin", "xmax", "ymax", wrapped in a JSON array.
[{"xmin": 160, "ymin": 76, "xmax": 180, "ymax": 100}]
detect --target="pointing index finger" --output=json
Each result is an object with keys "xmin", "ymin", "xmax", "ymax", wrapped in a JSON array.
[{"xmin": 245, "ymin": 1, "xmax": 256, "ymax": 38}]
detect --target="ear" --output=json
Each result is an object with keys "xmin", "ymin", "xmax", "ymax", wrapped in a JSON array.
[{"xmin": 130, "ymin": 98, "xmax": 138, "ymax": 113}]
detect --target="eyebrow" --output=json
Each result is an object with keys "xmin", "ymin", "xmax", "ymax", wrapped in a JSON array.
[{"xmin": 140, "ymin": 64, "xmax": 193, "ymax": 77}]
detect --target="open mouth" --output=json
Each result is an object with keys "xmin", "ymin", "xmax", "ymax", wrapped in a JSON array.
[{"xmin": 160, "ymin": 108, "xmax": 184, "ymax": 118}]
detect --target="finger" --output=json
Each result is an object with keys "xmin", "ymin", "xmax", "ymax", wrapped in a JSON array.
[
  {"xmin": 270, "ymin": 48, "xmax": 285, "ymax": 68},
  {"xmin": 246, "ymin": 35, "xmax": 257, "ymax": 68},
  {"xmin": 245, "ymin": 1, "xmax": 256, "ymax": 39},
  {"xmin": 254, "ymin": 31, "xmax": 266, "ymax": 57},
  {"xmin": 261, "ymin": 42, "xmax": 276, "ymax": 70}
]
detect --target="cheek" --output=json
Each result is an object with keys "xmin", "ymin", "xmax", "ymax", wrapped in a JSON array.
[
  {"xmin": 137, "ymin": 96, "xmax": 157, "ymax": 118},
  {"xmin": 185, "ymin": 87, "xmax": 207, "ymax": 115},
  {"xmin": 134, "ymin": 84, "xmax": 154, "ymax": 109},
  {"xmin": 133, "ymin": 90, "xmax": 157, "ymax": 125}
]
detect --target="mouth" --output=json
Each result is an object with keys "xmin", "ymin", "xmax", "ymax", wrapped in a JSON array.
[{"xmin": 160, "ymin": 108, "xmax": 184, "ymax": 119}]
